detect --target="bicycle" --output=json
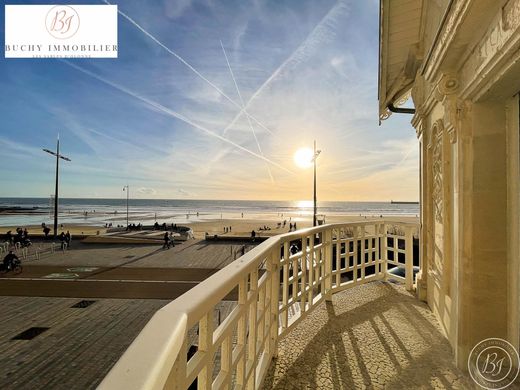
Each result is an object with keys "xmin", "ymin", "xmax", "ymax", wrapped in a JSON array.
[{"xmin": 0, "ymin": 259, "xmax": 23, "ymax": 275}]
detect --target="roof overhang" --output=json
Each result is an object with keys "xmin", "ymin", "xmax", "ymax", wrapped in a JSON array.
[{"xmin": 378, "ymin": 0, "xmax": 424, "ymax": 121}]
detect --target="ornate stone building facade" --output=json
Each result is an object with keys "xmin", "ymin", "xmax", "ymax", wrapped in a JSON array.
[{"xmin": 379, "ymin": 0, "xmax": 520, "ymax": 368}]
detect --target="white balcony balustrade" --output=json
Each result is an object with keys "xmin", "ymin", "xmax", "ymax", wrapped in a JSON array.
[{"xmin": 99, "ymin": 221, "xmax": 419, "ymax": 390}]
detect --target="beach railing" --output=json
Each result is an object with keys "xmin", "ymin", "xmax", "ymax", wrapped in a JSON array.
[{"xmin": 99, "ymin": 220, "xmax": 419, "ymax": 390}]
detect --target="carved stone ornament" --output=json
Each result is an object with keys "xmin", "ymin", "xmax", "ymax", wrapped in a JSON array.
[
  {"xmin": 431, "ymin": 119, "xmax": 444, "ymax": 224},
  {"xmin": 435, "ymin": 74, "xmax": 461, "ymax": 144},
  {"xmin": 439, "ymin": 75, "xmax": 459, "ymax": 96},
  {"xmin": 380, "ymin": 108, "xmax": 391, "ymax": 121},
  {"xmin": 395, "ymin": 90, "xmax": 411, "ymax": 107},
  {"xmin": 444, "ymin": 97, "xmax": 458, "ymax": 144}
]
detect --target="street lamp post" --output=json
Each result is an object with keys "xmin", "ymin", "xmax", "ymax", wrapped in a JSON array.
[
  {"xmin": 312, "ymin": 140, "xmax": 321, "ymax": 227},
  {"xmin": 123, "ymin": 185, "xmax": 129, "ymax": 228},
  {"xmin": 43, "ymin": 136, "xmax": 71, "ymax": 238}
]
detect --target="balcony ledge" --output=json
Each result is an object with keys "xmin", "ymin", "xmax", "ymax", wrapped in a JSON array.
[{"xmin": 263, "ymin": 281, "xmax": 471, "ymax": 389}]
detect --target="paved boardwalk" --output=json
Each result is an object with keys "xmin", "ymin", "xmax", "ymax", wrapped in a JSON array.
[
  {"xmin": 263, "ymin": 282, "xmax": 474, "ymax": 389},
  {"xmin": 0, "ymin": 296, "xmax": 236, "ymax": 389},
  {"xmin": 0, "ymin": 296, "xmax": 169, "ymax": 389},
  {"xmin": 0, "ymin": 240, "xmax": 255, "ymax": 299},
  {"xmin": 20, "ymin": 239, "xmax": 254, "ymax": 269}
]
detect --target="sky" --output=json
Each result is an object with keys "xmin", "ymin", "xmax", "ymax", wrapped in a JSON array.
[{"xmin": 0, "ymin": 0, "xmax": 419, "ymax": 201}]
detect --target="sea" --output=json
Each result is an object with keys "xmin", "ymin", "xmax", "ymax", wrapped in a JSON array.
[{"xmin": 0, "ymin": 198, "xmax": 419, "ymax": 227}]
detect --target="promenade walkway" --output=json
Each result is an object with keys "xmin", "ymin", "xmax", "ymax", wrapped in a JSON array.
[
  {"xmin": 0, "ymin": 239, "xmax": 247, "ymax": 387},
  {"xmin": 0, "ymin": 296, "xmax": 168, "ymax": 389},
  {"xmin": 0, "ymin": 296, "xmax": 235, "ymax": 389},
  {"xmin": 0, "ymin": 240, "xmax": 255, "ymax": 299}
]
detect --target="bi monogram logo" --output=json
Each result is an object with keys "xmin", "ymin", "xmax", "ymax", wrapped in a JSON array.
[
  {"xmin": 468, "ymin": 338, "xmax": 520, "ymax": 389},
  {"xmin": 45, "ymin": 5, "xmax": 80, "ymax": 39}
]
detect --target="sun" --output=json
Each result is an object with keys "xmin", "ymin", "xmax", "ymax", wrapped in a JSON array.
[{"xmin": 293, "ymin": 147, "xmax": 314, "ymax": 168}]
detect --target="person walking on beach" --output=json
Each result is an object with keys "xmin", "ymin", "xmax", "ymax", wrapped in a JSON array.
[
  {"xmin": 251, "ymin": 230, "xmax": 256, "ymax": 242},
  {"xmin": 169, "ymin": 232, "xmax": 175, "ymax": 248},
  {"xmin": 163, "ymin": 232, "xmax": 170, "ymax": 249}
]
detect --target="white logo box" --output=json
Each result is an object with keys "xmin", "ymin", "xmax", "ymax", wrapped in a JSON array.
[{"xmin": 5, "ymin": 4, "xmax": 118, "ymax": 58}]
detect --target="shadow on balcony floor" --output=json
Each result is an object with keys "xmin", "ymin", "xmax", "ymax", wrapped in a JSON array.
[{"xmin": 262, "ymin": 281, "xmax": 473, "ymax": 389}]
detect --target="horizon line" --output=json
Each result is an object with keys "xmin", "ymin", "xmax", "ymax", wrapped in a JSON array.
[{"xmin": 0, "ymin": 196, "xmax": 420, "ymax": 203}]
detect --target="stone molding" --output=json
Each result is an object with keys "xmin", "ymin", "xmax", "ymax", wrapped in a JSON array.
[
  {"xmin": 459, "ymin": 0, "xmax": 520, "ymax": 100},
  {"xmin": 423, "ymin": 0, "xmax": 473, "ymax": 81}
]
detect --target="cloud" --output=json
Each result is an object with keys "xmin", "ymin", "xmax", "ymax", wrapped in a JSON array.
[
  {"xmin": 137, "ymin": 187, "xmax": 157, "ymax": 195},
  {"xmin": 0, "ymin": 0, "xmax": 419, "ymax": 201},
  {"xmin": 163, "ymin": 0, "xmax": 193, "ymax": 19},
  {"xmin": 62, "ymin": 60, "xmax": 293, "ymax": 174},
  {"xmin": 111, "ymin": 1, "xmax": 274, "ymax": 135},
  {"xmin": 175, "ymin": 188, "xmax": 198, "ymax": 197},
  {"xmin": 222, "ymin": 0, "xmax": 351, "ymax": 136}
]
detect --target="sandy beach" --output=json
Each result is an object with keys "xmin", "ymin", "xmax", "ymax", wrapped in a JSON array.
[{"xmin": 0, "ymin": 213, "xmax": 418, "ymax": 240}]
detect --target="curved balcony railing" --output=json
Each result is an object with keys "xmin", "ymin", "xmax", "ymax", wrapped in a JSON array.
[{"xmin": 99, "ymin": 220, "xmax": 419, "ymax": 390}]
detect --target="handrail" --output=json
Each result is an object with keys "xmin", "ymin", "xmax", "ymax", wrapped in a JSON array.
[{"xmin": 99, "ymin": 220, "xmax": 419, "ymax": 390}]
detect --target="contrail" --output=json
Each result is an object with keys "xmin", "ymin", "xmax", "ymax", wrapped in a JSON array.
[
  {"xmin": 222, "ymin": 0, "xmax": 349, "ymax": 136},
  {"xmin": 61, "ymin": 60, "xmax": 293, "ymax": 174},
  {"xmin": 220, "ymin": 40, "xmax": 274, "ymax": 183},
  {"xmin": 103, "ymin": 0, "xmax": 273, "ymax": 136},
  {"xmin": 395, "ymin": 140, "xmax": 417, "ymax": 167}
]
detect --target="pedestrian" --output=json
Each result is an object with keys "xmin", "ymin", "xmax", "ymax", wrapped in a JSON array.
[
  {"xmin": 65, "ymin": 231, "xmax": 71, "ymax": 248},
  {"xmin": 59, "ymin": 232, "xmax": 66, "ymax": 250},
  {"xmin": 169, "ymin": 232, "xmax": 175, "ymax": 247},
  {"xmin": 6, "ymin": 230, "xmax": 13, "ymax": 244},
  {"xmin": 251, "ymin": 230, "xmax": 256, "ymax": 242},
  {"xmin": 163, "ymin": 232, "xmax": 170, "ymax": 249}
]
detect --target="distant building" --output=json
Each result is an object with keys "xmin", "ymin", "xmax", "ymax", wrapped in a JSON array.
[{"xmin": 379, "ymin": 0, "xmax": 520, "ymax": 369}]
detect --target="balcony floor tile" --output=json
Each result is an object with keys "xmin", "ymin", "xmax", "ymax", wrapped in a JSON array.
[{"xmin": 263, "ymin": 281, "xmax": 472, "ymax": 389}]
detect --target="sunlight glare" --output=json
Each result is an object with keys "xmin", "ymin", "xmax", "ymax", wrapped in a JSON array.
[
  {"xmin": 296, "ymin": 200, "xmax": 313, "ymax": 209},
  {"xmin": 293, "ymin": 147, "xmax": 314, "ymax": 168}
]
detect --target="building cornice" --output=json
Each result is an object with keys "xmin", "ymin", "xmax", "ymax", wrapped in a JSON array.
[
  {"xmin": 458, "ymin": 0, "xmax": 520, "ymax": 101},
  {"xmin": 422, "ymin": 0, "xmax": 474, "ymax": 82}
]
